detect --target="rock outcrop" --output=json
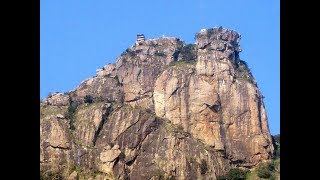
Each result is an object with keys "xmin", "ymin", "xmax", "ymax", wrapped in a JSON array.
[{"xmin": 40, "ymin": 27, "xmax": 274, "ymax": 179}]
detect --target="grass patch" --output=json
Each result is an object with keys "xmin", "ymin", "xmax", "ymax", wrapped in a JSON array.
[
  {"xmin": 40, "ymin": 171, "xmax": 63, "ymax": 180},
  {"xmin": 186, "ymin": 155, "xmax": 197, "ymax": 164},
  {"xmin": 200, "ymin": 159, "xmax": 208, "ymax": 174},
  {"xmin": 164, "ymin": 121, "xmax": 185, "ymax": 134},
  {"xmin": 195, "ymin": 27, "xmax": 223, "ymax": 40},
  {"xmin": 155, "ymin": 51, "xmax": 166, "ymax": 57},
  {"xmin": 40, "ymin": 105, "xmax": 68, "ymax": 120},
  {"xmin": 154, "ymin": 168, "xmax": 166, "ymax": 180},
  {"xmin": 235, "ymin": 60, "xmax": 254, "ymax": 83},
  {"xmin": 174, "ymin": 44, "xmax": 197, "ymax": 61},
  {"xmin": 169, "ymin": 60, "xmax": 196, "ymax": 67},
  {"xmin": 246, "ymin": 158, "xmax": 280, "ymax": 180},
  {"xmin": 256, "ymin": 162, "xmax": 274, "ymax": 179},
  {"xmin": 68, "ymin": 164, "xmax": 103, "ymax": 179},
  {"xmin": 217, "ymin": 168, "xmax": 249, "ymax": 180}
]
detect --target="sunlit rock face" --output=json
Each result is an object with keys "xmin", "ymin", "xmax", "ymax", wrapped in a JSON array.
[{"xmin": 40, "ymin": 27, "xmax": 273, "ymax": 180}]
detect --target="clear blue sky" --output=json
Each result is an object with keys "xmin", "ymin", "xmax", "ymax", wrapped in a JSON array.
[{"xmin": 40, "ymin": 0, "xmax": 279, "ymax": 134}]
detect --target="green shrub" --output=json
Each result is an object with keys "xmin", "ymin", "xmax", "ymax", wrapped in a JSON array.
[
  {"xmin": 40, "ymin": 171, "xmax": 63, "ymax": 180},
  {"xmin": 65, "ymin": 102, "xmax": 78, "ymax": 130},
  {"xmin": 177, "ymin": 124, "xmax": 184, "ymax": 131},
  {"xmin": 150, "ymin": 42, "xmax": 159, "ymax": 47},
  {"xmin": 273, "ymin": 144, "xmax": 280, "ymax": 159},
  {"xmin": 118, "ymin": 151, "xmax": 126, "ymax": 160},
  {"xmin": 273, "ymin": 158, "xmax": 280, "ymax": 173},
  {"xmin": 269, "ymin": 174, "xmax": 277, "ymax": 180},
  {"xmin": 120, "ymin": 48, "xmax": 129, "ymax": 56},
  {"xmin": 47, "ymin": 92, "xmax": 53, "ymax": 98},
  {"xmin": 194, "ymin": 27, "xmax": 222, "ymax": 40},
  {"xmin": 272, "ymin": 134, "xmax": 280, "ymax": 159},
  {"xmin": 170, "ymin": 60, "xmax": 196, "ymax": 67},
  {"xmin": 84, "ymin": 95, "xmax": 93, "ymax": 104},
  {"xmin": 66, "ymin": 103, "xmax": 77, "ymax": 118},
  {"xmin": 183, "ymin": 44, "xmax": 195, "ymax": 51},
  {"xmin": 257, "ymin": 162, "xmax": 274, "ymax": 179},
  {"xmin": 200, "ymin": 159, "xmax": 208, "ymax": 174},
  {"xmin": 155, "ymin": 51, "xmax": 166, "ymax": 57},
  {"xmin": 257, "ymin": 168, "xmax": 271, "ymax": 178},
  {"xmin": 108, "ymin": 142, "xmax": 114, "ymax": 148},
  {"xmin": 168, "ymin": 176, "xmax": 177, "ymax": 180},
  {"xmin": 272, "ymin": 134, "xmax": 280, "ymax": 144},
  {"xmin": 176, "ymin": 44, "xmax": 197, "ymax": 61},
  {"xmin": 154, "ymin": 169, "xmax": 165, "ymax": 180},
  {"xmin": 206, "ymin": 28, "xmax": 216, "ymax": 39},
  {"xmin": 121, "ymin": 48, "xmax": 136, "ymax": 57},
  {"xmin": 235, "ymin": 60, "xmax": 254, "ymax": 83},
  {"xmin": 217, "ymin": 168, "xmax": 249, "ymax": 180}
]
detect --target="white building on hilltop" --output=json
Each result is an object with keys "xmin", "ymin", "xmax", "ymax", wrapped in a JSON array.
[{"xmin": 136, "ymin": 34, "xmax": 145, "ymax": 45}]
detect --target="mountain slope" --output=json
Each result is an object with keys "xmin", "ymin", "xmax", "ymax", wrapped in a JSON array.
[{"xmin": 40, "ymin": 27, "xmax": 274, "ymax": 180}]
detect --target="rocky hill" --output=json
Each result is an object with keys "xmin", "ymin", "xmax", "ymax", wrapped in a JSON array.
[{"xmin": 40, "ymin": 27, "xmax": 274, "ymax": 180}]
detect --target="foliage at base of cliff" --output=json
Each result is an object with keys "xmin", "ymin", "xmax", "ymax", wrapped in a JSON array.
[{"xmin": 218, "ymin": 134, "xmax": 280, "ymax": 180}]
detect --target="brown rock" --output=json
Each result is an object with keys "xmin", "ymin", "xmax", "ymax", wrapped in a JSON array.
[
  {"xmin": 116, "ymin": 37, "xmax": 184, "ymax": 109},
  {"xmin": 69, "ymin": 76, "xmax": 123, "ymax": 104},
  {"xmin": 72, "ymin": 102, "xmax": 113, "ymax": 147},
  {"xmin": 67, "ymin": 171, "xmax": 78, "ymax": 180},
  {"xmin": 40, "ymin": 27, "xmax": 275, "ymax": 179},
  {"xmin": 42, "ymin": 92, "xmax": 70, "ymax": 106},
  {"xmin": 41, "ymin": 116, "xmax": 70, "ymax": 149},
  {"xmin": 56, "ymin": 114, "xmax": 65, "ymax": 119},
  {"xmin": 100, "ymin": 149, "xmax": 121, "ymax": 163}
]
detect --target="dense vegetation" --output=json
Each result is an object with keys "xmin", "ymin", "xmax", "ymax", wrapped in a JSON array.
[
  {"xmin": 272, "ymin": 134, "xmax": 280, "ymax": 159},
  {"xmin": 84, "ymin": 95, "xmax": 93, "ymax": 104},
  {"xmin": 173, "ymin": 44, "xmax": 197, "ymax": 62},
  {"xmin": 235, "ymin": 60, "xmax": 255, "ymax": 83},
  {"xmin": 40, "ymin": 171, "xmax": 63, "ymax": 180},
  {"xmin": 64, "ymin": 101, "xmax": 78, "ymax": 130},
  {"xmin": 217, "ymin": 168, "xmax": 249, "ymax": 180}
]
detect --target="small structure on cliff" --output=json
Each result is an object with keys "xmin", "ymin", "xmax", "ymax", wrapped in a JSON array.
[{"xmin": 136, "ymin": 34, "xmax": 145, "ymax": 45}]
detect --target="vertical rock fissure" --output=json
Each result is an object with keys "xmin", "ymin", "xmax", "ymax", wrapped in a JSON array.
[
  {"xmin": 257, "ymin": 97, "xmax": 263, "ymax": 133},
  {"xmin": 217, "ymin": 94, "xmax": 227, "ymax": 153},
  {"xmin": 179, "ymin": 77, "xmax": 183, "ymax": 127},
  {"xmin": 92, "ymin": 104, "xmax": 113, "ymax": 146},
  {"xmin": 185, "ymin": 75, "xmax": 191, "ymax": 133}
]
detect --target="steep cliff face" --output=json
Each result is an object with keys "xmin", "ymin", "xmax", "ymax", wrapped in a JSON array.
[{"xmin": 40, "ymin": 27, "xmax": 274, "ymax": 180}]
